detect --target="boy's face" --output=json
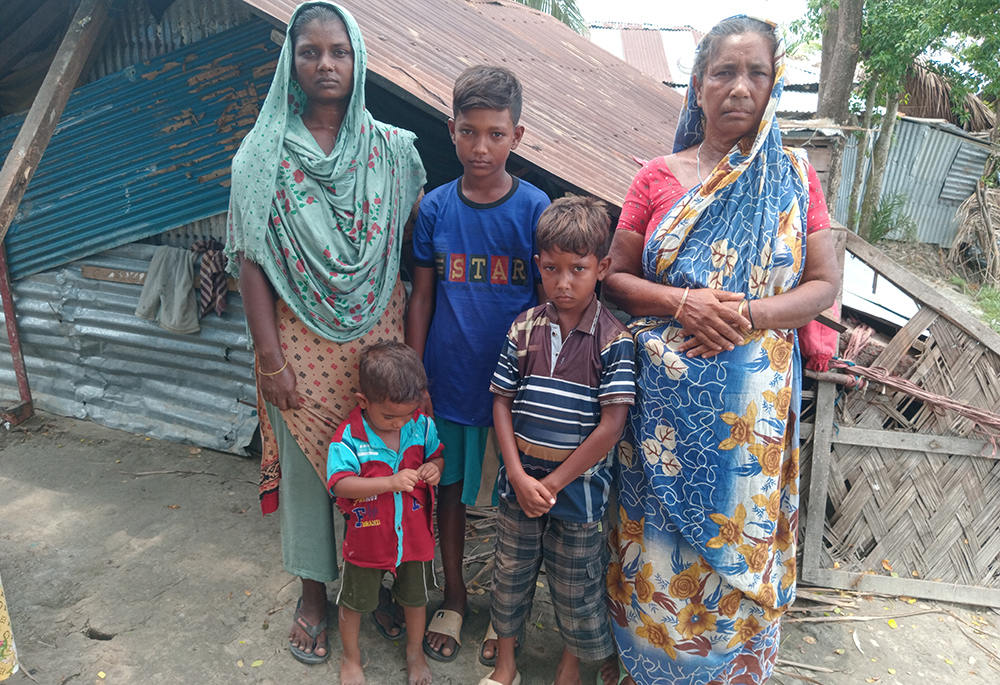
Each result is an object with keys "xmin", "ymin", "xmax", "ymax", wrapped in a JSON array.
[
  {"xmin": 356, "ymin": 394, "xmax": 420, "ymax": 435},
  {"xmin": 448, "ymin": 108, "xmax": 524, "ymax": 181},
  {"xmin": 536, "ymin": 247, "xmax": 611, "ymax": 318}
]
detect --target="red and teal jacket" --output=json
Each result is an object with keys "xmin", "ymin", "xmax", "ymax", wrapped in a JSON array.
[{"xmin": 326, "ymin": 405, "xmax": 443, "ymax": 570}]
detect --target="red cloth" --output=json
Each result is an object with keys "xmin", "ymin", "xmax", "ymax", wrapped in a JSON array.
[
  {"xmin": 616, "ymin": 156, "xmax": 830, "ymax": 243},
  {"xmin": 615, "ymin": 155, "xmax": 837, "ymax": 372}
]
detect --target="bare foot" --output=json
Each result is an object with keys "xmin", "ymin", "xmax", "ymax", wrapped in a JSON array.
[
  {"xmin": 553, "ymin": 648, "xmax": 582, "ymax": 685},
  {"xmin": 340, "ymin": 653, "xmax": 366, "ymax": 685},
  {"xmin": 599, "ymin": 658, "xmax": 635, "ymax": 685},
  {"xmin": 407, "ymin": 649, "xmax": 433, "ymax": 685},
  {"xmin": 423, "ymin": 596, "xmax": 465, "ymax": 660}
]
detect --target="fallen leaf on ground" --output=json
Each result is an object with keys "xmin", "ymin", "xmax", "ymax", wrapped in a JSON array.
[
  {"xmin": 881, "ymin": 559, "xmax": 893, "ymax": 571},
  {"xmin": 190, "ymin": 447, "xmax": 202, "ymax": 455},
  {"xmin": 251, "ymin": 659, "xmax": 264, "ymax": 668},
  {"xmin": 98, "ymin": 673, "xmax": 106, "ymax": 679},
  {"xmin": 835, "ymin": 648, "xmax": 845, "ymax": 654},
  {"xmin": 168, "ymin": 505, "xmax": 180, "ymax": 509},
  {"xmin": 237, "ymin": 660, "xmax": 243, "ymax": 667},
  {"xmin": 803, "ymin": 636, "xmax": 817, "ymax": 644},
  {"xmin": 888, "ymin": 668, "xmax": 896, "ymax": 674},
  {"xmin": 887, "ymin": 619, "xmax": 898, "ymax": 629},
  {"xmin": 245, "ymin": 590, "xmax": 252, "ymax": 596}
]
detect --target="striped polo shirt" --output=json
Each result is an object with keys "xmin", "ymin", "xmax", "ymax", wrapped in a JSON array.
[{"xmin": 490, "ymin": 296, "xmax": 635, "ymax": 522}]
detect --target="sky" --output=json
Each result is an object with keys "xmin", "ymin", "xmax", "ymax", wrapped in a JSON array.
[{"xmin": 575, "ymin": 0, "xmax": 810, "ymax": 32}]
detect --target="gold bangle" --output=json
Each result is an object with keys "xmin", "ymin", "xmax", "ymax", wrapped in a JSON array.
[
  {"xmin": 258, "ymin": 360, "xmax": 289, "ymax": 376},
  {"xmin": 738, "ymin": 300, "xmax": 747, "ymax": 319},
  {"xmin": 675, "ymin": 287, "xmax": 690, "ymax": 319}
]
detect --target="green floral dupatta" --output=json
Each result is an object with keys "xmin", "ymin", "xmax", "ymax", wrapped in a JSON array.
[{"xmin": 226, "ymin": 2, "xmax": 425, "ymax": 343}]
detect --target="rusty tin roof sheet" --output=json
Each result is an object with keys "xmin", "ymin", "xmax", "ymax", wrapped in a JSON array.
[{"xmin": 241, "ymin": 0, "xmax": 684, "ymax": 206}]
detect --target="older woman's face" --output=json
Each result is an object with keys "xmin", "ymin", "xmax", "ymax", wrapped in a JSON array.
[
  {"xmin": 695, "ymin": 32, "xmax": 774, "ymax": 144},
  {"xmin": 293, "ymin": 18, "xmax": 354, "ymax": 106}
]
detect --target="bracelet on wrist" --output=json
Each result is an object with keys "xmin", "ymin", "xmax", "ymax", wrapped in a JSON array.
[
  {"xmin": 257, "ymin": 359, "xmax": 289, "ymax": 376},
  {"xmin": 675, "ymin": 287, "xmax": 690, "ymax": 320},
  {"xmin": 747, "ymin": 300, "xmax": 756, "ymax": 329}
]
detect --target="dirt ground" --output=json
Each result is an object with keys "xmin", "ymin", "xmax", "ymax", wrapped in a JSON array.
[{"xmin": 3, "ymin": 412, "xmax": 1000, "ymax": 685}]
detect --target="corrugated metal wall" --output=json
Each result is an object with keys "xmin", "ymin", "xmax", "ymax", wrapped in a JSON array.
[
  {"xmin": 0, "ymin": 243, "xmax": 257, "ymax": 454},
  {"xmin": 834, "ymin": 118, "xmax": 991, "ymax": 245},
  {"xmin": 89, "ymin": 0, "xmax": 255, "ymax": 80},
  {"xmin": 0, "ymin": 17, "xmax": 278, "ymax": 279}
]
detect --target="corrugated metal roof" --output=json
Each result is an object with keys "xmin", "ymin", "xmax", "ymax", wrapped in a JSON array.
[
  {"xmin": 589, "ymin": 22, "xmax": 820, "ymax": 117},
  {"xmin": 941, "ymin": 144, "xmax": 991, "ymax": 202},
  {"xmin": 620, "ymin": 26, "xmax": 673, "ymax": 83},
  {"xmin": 238, "ymin": 0, "xmax": 683, "ymax": 207},
  {"xmin": 0, "ymin": 19, "xmax": 279, "ymax": 279},
  {"xmin": 0, "ymin": 243, "xmax": 256, "ymax": 453},
  {"xmin": 833, "ymin": 117, "xmax": 991, "ymax": 245}
]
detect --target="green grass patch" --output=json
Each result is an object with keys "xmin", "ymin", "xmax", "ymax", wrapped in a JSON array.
[{"xmin": 977, "ymin": 285, "xmax": 1000, "ymax": 333}]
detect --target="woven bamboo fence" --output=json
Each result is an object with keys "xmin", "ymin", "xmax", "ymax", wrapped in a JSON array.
[{"xmin": 801, "ymin": 231, "xmax": 1000, "ymax": 606}]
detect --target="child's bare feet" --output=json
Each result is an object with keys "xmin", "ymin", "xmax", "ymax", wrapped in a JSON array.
[
  {"xmin": 553, "ymin": 648, "xmax": 582, "ymax": 685},
  {"xmin": 406, "ymin": 649, "xmax": 433, "ymax": 685},
  {"xmin": 599, "ymin": 657, "xmax": 634, "ymax": 685},
  {"xmin": 340, "ymin": 653, "xmax": 366, "ymax": 685}
]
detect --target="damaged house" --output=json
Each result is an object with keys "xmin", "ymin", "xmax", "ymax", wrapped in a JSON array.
[{"xmin": 0, "ymin": 0, "xmax": 683, "ymax": 452}]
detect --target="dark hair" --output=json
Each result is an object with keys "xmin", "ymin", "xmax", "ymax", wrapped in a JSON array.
[
  {"xmin": 536, "ymin": 196, "xmax": 612, "ymax": 260},
  {"xmin": 289, "ymin": 3, "xmax": 346, "ymax": 48},
  {"xmin": 452, "ymin": 65, "xmax": 523, "ymax": 125},
  {"xmin": 358, "ymin": 341, "xmax": 427, "ymax": 405},
  {"xmin": 692, "ymin": 17, "xmax": 778, "ymax": 84}
]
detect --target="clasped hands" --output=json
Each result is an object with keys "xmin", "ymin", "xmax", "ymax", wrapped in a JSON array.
[
  {"xmin": 674, "ymin": 288, "xmax": 752, "ymax": 359},
  {"xmin": 509, "ymin": 471, "xmax": 557, "ymax": 518},
  {"xmin": 389, "ymin": 462, "xmax": 442, "ymax": 492}
]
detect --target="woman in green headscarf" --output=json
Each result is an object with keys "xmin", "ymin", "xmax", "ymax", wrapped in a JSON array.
[{"xmin": 226, "ymin": 1, "xmax": 425, "ymax": 665}]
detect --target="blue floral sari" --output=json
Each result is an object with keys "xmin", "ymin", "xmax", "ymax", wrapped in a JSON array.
[{"xmin": 609, "ymin": 24, "xmax": 811, "ymax": 685}]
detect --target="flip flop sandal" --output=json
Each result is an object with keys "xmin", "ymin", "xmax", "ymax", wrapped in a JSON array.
[
  {"xmin": 422, "ymin": 607, "xmax": 466, "ymax": 662},
  {"xmin": 372, "ymin": 588, "xmax": 406, "ymax": 641},
  {"xmin": 289, "ymin": 597, "xmax": 329, "ymax": 665},
  {"xmin": 478, "ymin": 621, "xmax": 523, "ymax": 667},
  {"xmin": 477, "ymin": 672, "xmax": 521, "ymax": 685}
]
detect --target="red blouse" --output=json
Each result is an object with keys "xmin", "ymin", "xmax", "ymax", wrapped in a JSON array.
[{"xmin": 616, "ymin": 156, "xmax": 831, "ymax": 243}]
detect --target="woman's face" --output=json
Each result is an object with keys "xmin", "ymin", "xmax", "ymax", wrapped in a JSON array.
[
  {"xmin": 694, "ymin": 32, "xmax": 774, "ymax": 145},
  {"xmin": 293, "ymin": 18, "xmax": 354, "ymax": 106}
]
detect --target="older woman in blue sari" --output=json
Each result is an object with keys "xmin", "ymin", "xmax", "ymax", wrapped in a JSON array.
[{"xmin": 602, "ymin": 17, "xmax": 839, "ymax": 685}]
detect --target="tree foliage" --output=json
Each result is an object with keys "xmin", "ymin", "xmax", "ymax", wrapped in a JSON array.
[
  {"xmin": 809, "ymin": 0, "xmax": 1000, "ymax": 241},
  {"xmin": 512, "ymin": 0, "xmax": 588, "ymax": 35}
]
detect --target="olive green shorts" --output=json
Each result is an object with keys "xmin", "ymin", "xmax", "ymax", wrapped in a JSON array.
[{"xmin": 336, "ymin": 560, "xmax": 436, "ymax": 612}]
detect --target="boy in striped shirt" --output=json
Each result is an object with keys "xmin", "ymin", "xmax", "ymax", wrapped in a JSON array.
[{"xmin": 485, "ymin": 197, "xmax": 635, "ymax": 685}]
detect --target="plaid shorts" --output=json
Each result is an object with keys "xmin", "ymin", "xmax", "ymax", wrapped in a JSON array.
[{"xmin": 490, "ymin": 499, "xmax": 614, "ymax": 661}]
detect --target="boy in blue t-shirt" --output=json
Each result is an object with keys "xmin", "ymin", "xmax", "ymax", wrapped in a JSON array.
[{"xmin": 406, "ymin": 65, "xmax": 549, "ymax": 664}]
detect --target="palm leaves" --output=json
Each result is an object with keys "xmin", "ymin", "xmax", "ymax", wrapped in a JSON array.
[{"xmin": 512, "ymin": 0, "xmax": 589, "ymax": 35}]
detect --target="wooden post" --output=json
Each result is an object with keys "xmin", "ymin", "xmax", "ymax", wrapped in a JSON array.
[
  {"xmin": 0, "ymin": 0, "xmax": 111, "ymax": 424},
  {"xmin": 0, "ymin": 0, "xmax": 113, "ymax": 245},
  {"xmin": 0, "ymin": 245, "xmax": 32, "ymax": 425}
]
